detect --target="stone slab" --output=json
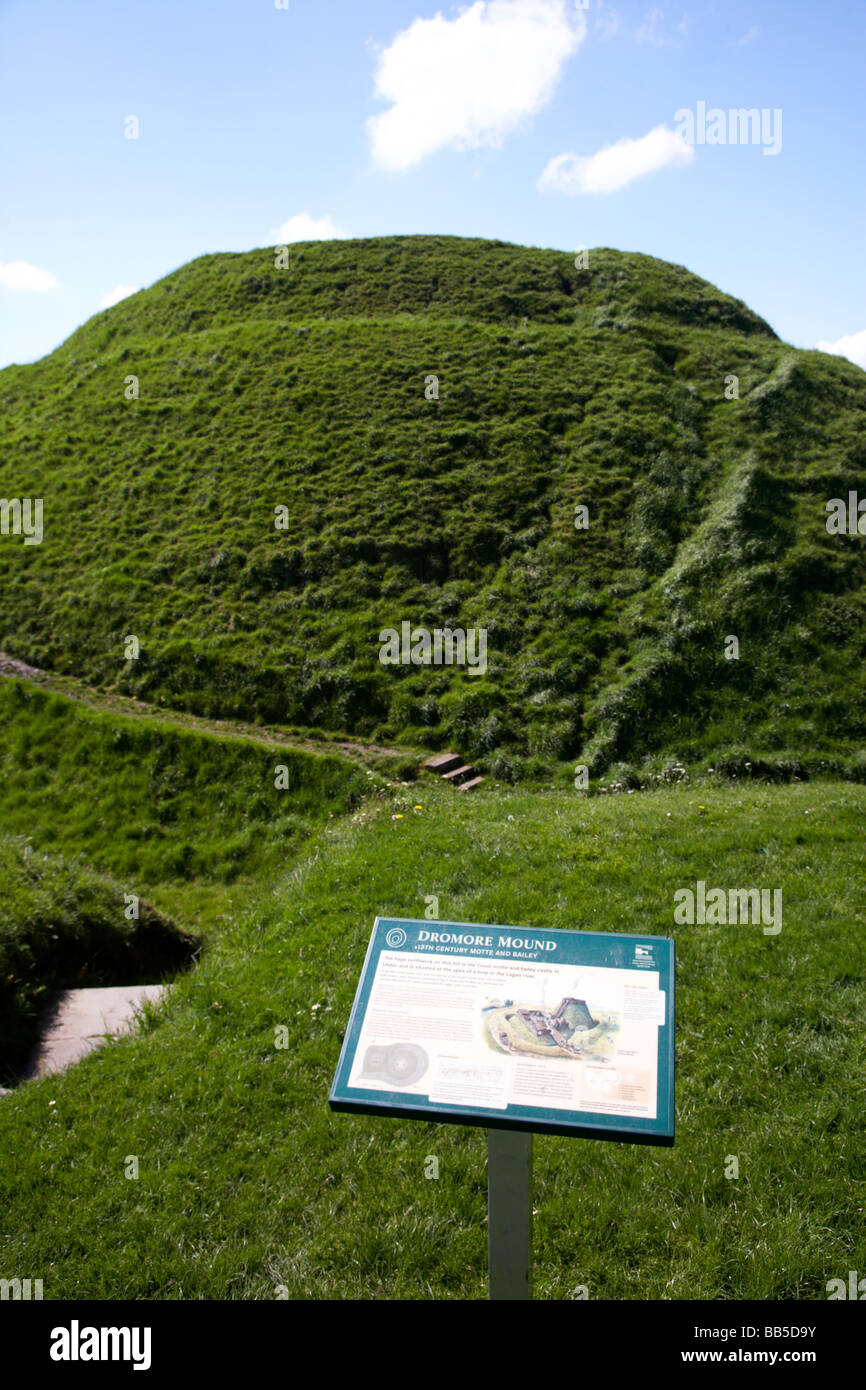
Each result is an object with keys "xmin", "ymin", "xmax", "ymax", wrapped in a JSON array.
[{"xmin": 24, "ymin": 984, "xmax": 167, "ymax": 1080}]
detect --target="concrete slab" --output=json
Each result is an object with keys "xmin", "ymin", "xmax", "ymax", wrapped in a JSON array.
[{"xmin": 23, "ymin": 984, "xmax": 167, "ymax": 1080}]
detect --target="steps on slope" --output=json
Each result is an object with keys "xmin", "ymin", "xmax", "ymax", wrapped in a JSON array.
[{"xmin": 422, "ymin": 751, "xmax": 484, "ymax": 791}]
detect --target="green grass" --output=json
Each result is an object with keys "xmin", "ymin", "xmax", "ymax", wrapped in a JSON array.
[
  {"xmin": 1, "ymin": 236, "xmax": 865, "ymax": 777},
  {"xmin": 1, "ymin": 775, "xmax": 863, "ymax": 1299}
]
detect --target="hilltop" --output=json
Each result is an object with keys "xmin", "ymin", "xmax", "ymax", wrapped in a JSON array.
[{"xmin": 1, "ymin": 235, "xmax": 864, "ymax": 781}]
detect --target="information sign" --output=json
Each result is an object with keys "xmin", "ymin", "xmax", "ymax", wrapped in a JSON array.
[{"xmin": 329, "ymin": 917, "xmax": 675, "ymax": 1144}]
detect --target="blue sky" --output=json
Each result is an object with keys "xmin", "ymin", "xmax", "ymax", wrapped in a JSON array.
[{"xmin": 1, "ymin": 0, "xmax": 864, "ymax": 369}]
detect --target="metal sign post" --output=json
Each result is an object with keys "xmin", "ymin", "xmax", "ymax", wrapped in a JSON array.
[{"xmin": 487, "ymin": 1128, "xmax": 532, "ymax": 1300}]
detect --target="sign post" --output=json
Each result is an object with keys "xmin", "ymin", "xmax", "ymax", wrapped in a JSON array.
[
  {"xmin": 330, "ymin": 917, "xmax": 675, "ymax": 1297},
  {"xmin": 487, "ymin": 1128, "xmax": 532, "ymax": 1300}
]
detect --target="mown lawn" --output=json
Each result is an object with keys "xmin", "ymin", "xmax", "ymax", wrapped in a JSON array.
[{"xmin": 1, "ymin": 775, "xmax": 863, "ymax": 1299}]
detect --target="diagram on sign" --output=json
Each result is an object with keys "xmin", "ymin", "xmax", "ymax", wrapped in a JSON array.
[
  {"xmin": 360, "ymin": 1042, "xmax": 429, "ymax": 1086},
  {"xmin": 345, "ymin": 947, "xmax": 663, "ymax": 1121},
  {"xmin": 482, "ymin": 995, "xmax": 619, "ymax": 1061}
]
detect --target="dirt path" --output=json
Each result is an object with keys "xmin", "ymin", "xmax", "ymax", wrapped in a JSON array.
[
  {"xmin": 0, "ymin": 652, "xmax": 42, "ymax": 680},
  {"xmin": 0, "ymin": 650, "xmax": 414, "ymax": 765}
]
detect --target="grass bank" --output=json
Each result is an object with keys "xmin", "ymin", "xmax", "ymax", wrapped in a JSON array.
[
  {"xmin": 0, "ymin": 835, "xmax": 197, "ymax": 1078},
  {"xmin": 0, "ymin": 679, "xmax": 368, "ymax": 903}
]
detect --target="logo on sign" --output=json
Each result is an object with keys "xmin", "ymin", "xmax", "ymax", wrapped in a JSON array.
[{"xmin": 385, "ymin": 927, "xmax": 407, "ymax": 949}]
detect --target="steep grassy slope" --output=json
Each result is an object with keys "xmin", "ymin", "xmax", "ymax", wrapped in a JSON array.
[
  {"xmin": 1, "ymin": 236, "xmax": 864, "ymax": 777},
  {"xmin": 0, "ymin": 679, "xmax": 366, "ymax": 891}
]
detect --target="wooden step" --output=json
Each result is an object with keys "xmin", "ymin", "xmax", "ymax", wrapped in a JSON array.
[
  {"xmin": 423, "ymin": 752, "xmax": 463, "ymax": 775},
  {"xmin": 457, "ymin": 776, "xmax": 484, "ymax": 792},
  {"xmin": 442, "ymin": 764, "xmax": 475, "ymax": 782}
]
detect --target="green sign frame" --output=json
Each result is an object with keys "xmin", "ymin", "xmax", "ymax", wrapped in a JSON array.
[{"xmin": 329, "ymin": 917, "xmax": 675, "ymax": 1144}]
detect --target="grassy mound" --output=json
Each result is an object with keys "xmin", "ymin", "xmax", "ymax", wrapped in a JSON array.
[{"xmin": 1, "ymin": 236, "xmax": 864, "ymax": 776}]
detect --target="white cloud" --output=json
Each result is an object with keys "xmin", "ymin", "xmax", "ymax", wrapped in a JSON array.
[
  {"xmin": 538, "ymin": 123, "xmax": 694, "ymax": 194},
  {"xmin": 368, "ymin": 0, "xmax": 587, "ymax": 172},
  {"xmin": 815, "ymin": 329, "xmax": 866, "ymax": 372},
  {"xmin": 733, "ymin": 25, "xmax": 760, "ymax": 46},
  {"xmin": 268, "ymin": 212, "xmax": 344, "ymax": 243},
  {"xmin": 100, "ymin": 284, "xmax": 139, "ymax": 309},
  {"xmin": 0, "ymin": 260, "xmax": 59, "ymax": 292}
]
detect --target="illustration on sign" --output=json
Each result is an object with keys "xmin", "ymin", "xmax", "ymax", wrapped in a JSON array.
[
  {"xmin": 329, "ymin": 918, "xmax": 675, "ymax": 1143},
  {"xmin": 483, "ymin": 995, "xmax": 616, "ymax": 1059}
]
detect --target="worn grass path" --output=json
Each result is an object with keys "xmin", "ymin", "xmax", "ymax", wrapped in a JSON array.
[{"xmin": 0, "ymin": 651, "xmax": 416, "ymax": 771}]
